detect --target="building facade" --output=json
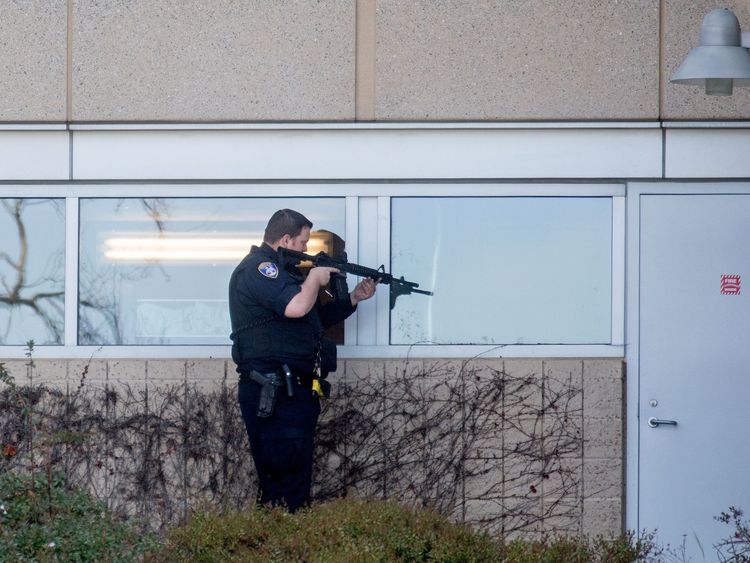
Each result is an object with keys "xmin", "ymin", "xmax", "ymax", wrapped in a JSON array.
[{"xmin": 1, "ymin": 0, "xmax": 749, "ymax": 552}]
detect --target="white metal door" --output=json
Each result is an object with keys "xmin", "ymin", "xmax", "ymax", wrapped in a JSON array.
[{"xmin": 639, "ymin": 193, "xmax": 750, "ymax": 558}]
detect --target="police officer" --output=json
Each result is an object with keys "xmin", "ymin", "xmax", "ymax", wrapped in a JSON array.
[{"xmin": 229, "ymin": 209, "xmax": 376, "ymax": 512}]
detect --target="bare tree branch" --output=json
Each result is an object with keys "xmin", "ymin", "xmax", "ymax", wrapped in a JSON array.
[{"xmin": 0, "ymin": 198, "xmax": 65, "ymax": 343}]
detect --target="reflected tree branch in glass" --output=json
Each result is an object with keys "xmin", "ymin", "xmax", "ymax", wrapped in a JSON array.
[
  {"xmin": 141, "ymin": 198, "xmax": 168, "ymax": 233},
  {"xmin": 79, "ymin": 198, "xmax": 174, "ymax": 345},
  {"xmin": 0, "ymin": 199, "xmax": 64, "ymax": 344},
  {"xmin": 79, "ymin": 268, "xmax": 154, "ymax": 345},
  {"xmin": 79, "ymin": 300, "xmax": 123, "ymax": 345}
]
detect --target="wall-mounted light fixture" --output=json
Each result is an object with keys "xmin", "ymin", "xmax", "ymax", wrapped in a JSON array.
[{"xmin": 671, "ymin": 8, "xmax": 750, "ymax": 95}]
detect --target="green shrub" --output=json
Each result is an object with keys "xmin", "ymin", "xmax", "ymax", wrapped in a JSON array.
[
  {"xmin": 0, "ymin": 471, "xmax": 155, "ymax": 562},
  {"xmin": 590, "ymin": 530, "xmax": 662, "ymax": 562},
  {"xmin": 149, "ymin": 498, "xmax": 500, "ymax": 562},
  {"xmin": 506, "ymin": 530, "xmax": 662, "ymax": 563},
  {"xmin": 147, "ymin": 498, "xmax": 660, "ymax": 563}
]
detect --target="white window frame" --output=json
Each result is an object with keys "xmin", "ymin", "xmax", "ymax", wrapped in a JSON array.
[{"xmin": 0, "ymin": 183, "xmax": 624, "ymax": 359}]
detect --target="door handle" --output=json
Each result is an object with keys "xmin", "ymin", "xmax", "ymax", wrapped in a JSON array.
[{"xmin": 648, "ymin": 417, "xmax": 678, "ymax": 428}]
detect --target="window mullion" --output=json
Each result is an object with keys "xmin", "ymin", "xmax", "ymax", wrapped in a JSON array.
[
  {"xmin": 376, "ymin": 196, "xmax": 390, "ymax": 346},
  {"xmin": 612, "ymin": 195, "xmax": 625, "ymax": 345},
  {"xmin": 344, "ymin": 196, "xmax": 359, "ymax": 345},
  {"xmin": 64, "ymin": 197, "xmax": 79, "ymax": 347}
]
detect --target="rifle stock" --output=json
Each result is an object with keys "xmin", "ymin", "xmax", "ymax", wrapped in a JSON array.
[{"xmin": 280, "ymin": 248, "xmax": 433, "ymax": 309}]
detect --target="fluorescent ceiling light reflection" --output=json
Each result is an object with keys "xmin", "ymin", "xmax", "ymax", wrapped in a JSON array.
[{"xmin": 104, "ymin": 234, "xmax": 328, "ymax": 262}]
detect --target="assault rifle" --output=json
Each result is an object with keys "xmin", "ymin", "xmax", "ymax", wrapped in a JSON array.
[{"xmin": 280, "ymin": 248, "xmax": 433, "ymax": 309}]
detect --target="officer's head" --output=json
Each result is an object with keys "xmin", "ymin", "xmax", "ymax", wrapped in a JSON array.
[{"xmin": 264, "ymin": 209, "xmax": 313, "ymax": 252}]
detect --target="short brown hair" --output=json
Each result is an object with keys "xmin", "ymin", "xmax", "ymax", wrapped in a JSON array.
[{"xmin": 263, "ymin": 209, "xmax": 313, "ymax": 244}]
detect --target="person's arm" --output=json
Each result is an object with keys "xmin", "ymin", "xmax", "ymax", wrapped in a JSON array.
[{"xmin": 284, "ymin": 267, "xmax": 339, "ymax": 318}]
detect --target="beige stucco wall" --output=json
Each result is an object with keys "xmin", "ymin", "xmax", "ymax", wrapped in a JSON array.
[
  {"xmin": 72, "ymin": 0, "xmax": 355, "ymax": 121},
  {"xmin": 2, "ymin": 1, "xmax": 750, "ymax": 122},
  {"xmin": 374, "ymin": 0, "xmax": 660, "ymax": 120},
  {"xmin": 0, "ymin": 0, "xmax": 67, "ymax": 121},
  {"xmin": 2, "ymin": 356, "xmax": 625, "ymax": 539}
]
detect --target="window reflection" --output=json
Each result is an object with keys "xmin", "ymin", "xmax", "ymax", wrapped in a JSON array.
[
  {"xmin": 78, "ymin": 198, "xmax": 345, "ymax": 345},
  {"xmin": 0, "ymin": 199, "xmax": 65, "ymax": 345},
  {"xmin": 391, "ymin": 197, "xmax": 612, "ymax": 345}
]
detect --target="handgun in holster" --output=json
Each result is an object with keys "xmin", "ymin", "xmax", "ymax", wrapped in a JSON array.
[{"xmin": 248, "ymin": 367, "xmax": 293, "ymax": 418}]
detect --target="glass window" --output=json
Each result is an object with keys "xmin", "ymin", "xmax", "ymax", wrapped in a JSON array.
[
  {"xmin": 391, "ymin": 197, "xmax": 612, "ymax": 345},
  {"xmin": 78, "ymin": 198, "xmax": 345, "ymax": 345},
  {"xmin": 0, "ymin": 199, "xmax": 65, "ymax": 345}
]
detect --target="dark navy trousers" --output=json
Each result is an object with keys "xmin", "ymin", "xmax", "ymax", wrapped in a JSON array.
[{"xmin": 238, "ymin": 378, "xmax": 320, "ymax": 512}]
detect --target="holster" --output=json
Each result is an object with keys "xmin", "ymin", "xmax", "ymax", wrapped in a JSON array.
[
  {"xmin": 319, "ymin": 336, "xmax": 337, "ymax": 378},
  {"xmin": 318, "ymin": 379, "xmax": 332, "ymax": 398},
  {"xmin": 248, "ymin": 370, "xmax": 283, "ymax": 418}
]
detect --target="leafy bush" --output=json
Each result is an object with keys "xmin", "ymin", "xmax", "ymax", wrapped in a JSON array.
[
  {"xmin": 505, "ymin": 530, "xmax": 662, "ymax": 563},
  {"xmin": 147, "ymin": 497, "xmax": 660, "ymax": 562},
  {"xmin": 0, "ymin": 471, "xmax": 155, "ymax": 562},
  {"xmin": 148, "ymin": 497, "xmax": 500, "ymax": 562}
]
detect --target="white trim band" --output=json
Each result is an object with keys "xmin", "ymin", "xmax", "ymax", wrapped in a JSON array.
[
  {"xmin": 0, "ymin": 344, "xmax": 625, "ymax": 360},
  {"xmin": 67, "ymin": 121, "xmax": 663, "ymax": 131},
  {"xmin": 71, "ymin": 128, "xmax": 662, "ymax": 180}
]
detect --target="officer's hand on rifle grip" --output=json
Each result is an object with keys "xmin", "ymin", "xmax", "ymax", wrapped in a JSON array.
[{"xmin": 308, "ymin": 266, "xmax": 340, "ymax": 288}]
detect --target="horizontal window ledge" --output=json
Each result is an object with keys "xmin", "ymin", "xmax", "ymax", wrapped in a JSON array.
[
  {"xmin": 661, "ymin": 121, "xmax": 750, "ymax": 129},
  {"xmin": 0, "ymin": 183, "xmax": 627, "ymax": 197},
  {"xmin": 68, "ymin": 121, "xmax": 662, "ymax": 131},
  {"xmin": 0, "ymin": 344, "xmax": 624, "ymax": 360}
]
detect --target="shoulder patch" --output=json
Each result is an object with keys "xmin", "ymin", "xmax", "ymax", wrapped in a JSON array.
[{"xmin": 257, "ymin": 261, "xmax": 279, "ymax": 279}]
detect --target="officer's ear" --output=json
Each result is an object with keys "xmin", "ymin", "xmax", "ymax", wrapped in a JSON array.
[{"xmin": 277, "ymin": 234, "xmax": 291, "ymax": 249}]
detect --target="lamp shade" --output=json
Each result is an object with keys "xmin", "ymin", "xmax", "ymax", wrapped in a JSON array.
[{"xmin": 671, "ymin": 8, "xmax": 750, "ymax": 95}]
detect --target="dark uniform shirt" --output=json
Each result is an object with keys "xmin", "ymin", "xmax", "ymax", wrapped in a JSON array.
[{"xmin": 228, "ymin": 242, "xmax": 355, "ymax": 376}]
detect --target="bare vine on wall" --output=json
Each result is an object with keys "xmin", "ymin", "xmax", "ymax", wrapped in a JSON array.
[
  {"xmin": 1, "ymin": 358, "xmax": 583, "ymax": 536},
  {"xmin": 1, "ymin": 374, "xmax": 255, "ymax": 529},
  {"xmin": 316, "ymin": 360, "xmax": 584, "ymax": 535}
]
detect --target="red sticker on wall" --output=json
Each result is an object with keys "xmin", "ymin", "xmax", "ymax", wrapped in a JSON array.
[{"xmin": 720, "ymin": 274, "xmax": 741, "ymax": 295}]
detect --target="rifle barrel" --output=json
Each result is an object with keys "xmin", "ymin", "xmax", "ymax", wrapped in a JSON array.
[
  {"xmin": 412, "ymin": 288, "xmax": 433, "ymax": 296},
  {"xmin": 280, "ymin": 248, "xmax": 431, "ymax": 295}
]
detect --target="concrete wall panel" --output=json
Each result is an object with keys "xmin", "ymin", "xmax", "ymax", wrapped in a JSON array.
[
  {"xmin": 0, "ymin": 1, "xmax": 67, "ymax": 121},
  {"xmin": 375, "ymin": 0, "xmax": 660, "ymax": 120},
  {"xmin": 663, "ymin": 1, "xmax": 750, "ymax": 119},
  {"xmin": 5, "ymin": 1, "xmax": 750, "ymax": 123},
  {"xmin": 72, "ymin": 1, "xmax": 355, "ymax": 121}
]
